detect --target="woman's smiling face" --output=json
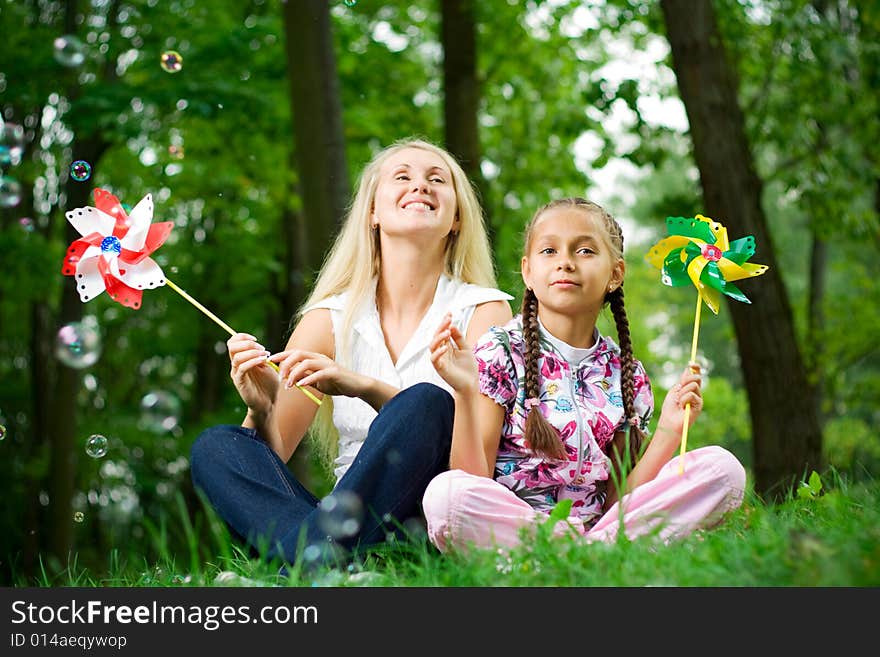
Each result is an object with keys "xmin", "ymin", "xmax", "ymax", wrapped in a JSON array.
[{"xmin": 371, "ymin": 146, "xmax": 459, "ymax": 240}]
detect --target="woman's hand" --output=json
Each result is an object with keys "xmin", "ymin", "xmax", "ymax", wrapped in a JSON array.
[
  {"xmin": 430, "ymin": 312, "xmax": 479, "ymax": 393},
  {"xmin": 227, "ymin": 333, "xmax": 281, "ymax": 418},
  {"xmin": 272, "ymin": 349, "xmax": 367, "ymax": 398},
  {"xmin": 656, "ymin": 362, "xmax": 703, "ymax": 438}
]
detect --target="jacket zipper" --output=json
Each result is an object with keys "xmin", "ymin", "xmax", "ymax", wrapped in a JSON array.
[{"xmin": 569, "ymin": 368, "xmax": 585, "ymax": 486}]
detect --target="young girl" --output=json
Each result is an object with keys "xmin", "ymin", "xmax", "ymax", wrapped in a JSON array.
[
  {"xmin": 423, "ymin": 197, "xmax": 745, "ymax": 552},
  {"xmin": 190, "ymin": 138, "xmax": 512, "ymax": 565}
]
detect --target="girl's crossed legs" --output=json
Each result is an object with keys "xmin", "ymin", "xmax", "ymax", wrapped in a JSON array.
[{"xmin": 423, "ymin": 445, "xmax": 746, "ymax": 552}]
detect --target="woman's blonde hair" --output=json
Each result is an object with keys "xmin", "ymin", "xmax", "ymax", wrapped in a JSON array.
[{"xmin": 298, "ymin": 137, "xmax": 498, "ymax": 469}]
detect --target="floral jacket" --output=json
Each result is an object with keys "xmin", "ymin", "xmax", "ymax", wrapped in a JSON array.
[{"xmin": 474, "ymin": 315, "xmax": 653, "ymax": 526}]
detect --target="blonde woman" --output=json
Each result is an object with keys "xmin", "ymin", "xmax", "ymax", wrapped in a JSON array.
[{"xmin": 190, "ymin": 138, "xmax": 512, "ymax": 567}]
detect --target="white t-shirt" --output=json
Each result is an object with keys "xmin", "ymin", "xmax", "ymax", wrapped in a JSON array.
[{"xmin": 305, "ymin": 274, "xmax": 513, "ymax": 482}]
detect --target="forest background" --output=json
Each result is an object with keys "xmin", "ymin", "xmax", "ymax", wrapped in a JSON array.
[{"xmin": 0, "ymin": 0, "xmax": 877, "ymax": 584}]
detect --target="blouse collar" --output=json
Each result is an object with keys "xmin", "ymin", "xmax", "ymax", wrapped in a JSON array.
[
  {"xmin": 352, "ymin": 274, "xmax": 451, "ymax": 370},
  {"xmin": 535, "ymin": 317, "xmax": 616, "ymax": 368}
]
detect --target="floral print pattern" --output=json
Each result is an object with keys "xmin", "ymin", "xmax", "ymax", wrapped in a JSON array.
[{"xmin": 474, "ymin": 315, "xmax": 654, "ymax": 526}]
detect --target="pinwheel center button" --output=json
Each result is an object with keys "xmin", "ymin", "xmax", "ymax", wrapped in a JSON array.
[
  {"xmin": 100, "ymin": 235, "xmax": 122, "ymax": 255},
  {"xmin": 701, "ymin": 244, "xmax": 722, "ymax": 261}
]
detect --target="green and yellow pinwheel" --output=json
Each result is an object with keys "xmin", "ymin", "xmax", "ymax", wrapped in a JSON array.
[
  {"xmin": 646, "ymin": 214, "xmax": 768, "ymax": 315},
  {"xmin": 645, "ymin": 213, "xmax": 768, "ymax": 472}
]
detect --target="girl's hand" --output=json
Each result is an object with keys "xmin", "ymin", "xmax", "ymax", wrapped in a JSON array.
[
  {"xmin": 227, "ymin": 333, "xmax": 281, "ymax": 418},
  {"xmin": 656, "ymin": 363, "xmax": 703, "ymax": 437},
  {"xmin": 430, "ymin": 312, "xmax": 479, "ymax": 393},
  {"xmin": 271, "ymin": 349, "xmax": 366, "ymax": 398}
]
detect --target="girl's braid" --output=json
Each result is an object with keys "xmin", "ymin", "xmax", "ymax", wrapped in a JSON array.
[
  {"xmin": 521, "ymin": 288, "xmax": 541, "ymax": 404},
  {"xmin": 604, "ymin": 222, "xmax": 645, "ymax": 470},
  {"xmin": 521, "ymin": 287, "xmax": 566, "ymax": 460}
]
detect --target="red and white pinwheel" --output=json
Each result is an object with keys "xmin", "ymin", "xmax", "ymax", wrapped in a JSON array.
[
  {"xmin": 59, "ymin": 187, "xmax": 321, "ymax": 406},
  {"xmin": 61, "ymin": 188, "xmax": 173, "ymax": 309}
]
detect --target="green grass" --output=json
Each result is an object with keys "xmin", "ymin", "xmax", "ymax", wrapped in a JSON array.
[{"xmin": 13, "ymin": 473, "xmax": 880, "ymax": 588}]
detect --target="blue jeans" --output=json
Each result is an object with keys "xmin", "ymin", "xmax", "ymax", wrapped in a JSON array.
[{"xmin": 189, "ymin": 382, "xmax": 454, "ymax": 566}]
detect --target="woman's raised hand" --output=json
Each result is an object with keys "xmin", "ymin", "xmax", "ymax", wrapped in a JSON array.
[
  {"xmin": 430, "ymin": 312, "xmax": 478, "ymax": 393},
  {"xmin": 272, "ymin": 348, "xmax": 366, "ymax": 398},
  {"xmin": 227, "ymin": 333, "xmax": 281, "ymax": 417}
]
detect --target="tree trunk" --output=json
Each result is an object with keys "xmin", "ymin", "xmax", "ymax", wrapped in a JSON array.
[
  {"xmin": 191, "ymin": 215, "xmax": 226, "ymax": 423},
  {"xmin": 47, "ymin": 142, "xmax": 106, "ymax": 563},
  {"xmin": 267, "ymin": 151, "xmax": 309, "ymax": 351},
  {"xmin": 46, "ymin": 0, "xmax": 117, "ymax": 564},
  {"xmin": 14, "ymin": 167, "xmax": 47, "ymax": 577},
  {"xmin": 282, "ymin": 0, "xmax": 350, "ymax": 276},
  {"xmin": 193, "ymin": 321, "xmax": 223, "ymax": 421},
  {"xmin": 281, "ymin": 1, "xmax": 350, "ymax": 489},
  {"xmin": 280, "ymin": 145, "xmax": 311, "ymax": 333},
  {"xmin": 660, "ymin": 0, "xmax": 823, "ymax": 499},
  {"xmin": 440, "ymin": 0, "xmax": 493, "ymax": 242},
  {"xmin": 276, "ymin": 203, "xmax": 315, "ymax": 487},
  {"xmin": 807, "ymin": 233, "xmax": 827, "ymax": 425},
  {"xmin": 24, "ymin": 302, "xmax": 50, "ymax": 575}
]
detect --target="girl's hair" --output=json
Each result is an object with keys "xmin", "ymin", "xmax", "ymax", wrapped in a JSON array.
[
  {"xmin": 297, "ymin": 137, "xmax": 498, "ymax": 469},
  {"xmin": 520, "ymin": 197, "xmax": 645, "ymax": 476}
]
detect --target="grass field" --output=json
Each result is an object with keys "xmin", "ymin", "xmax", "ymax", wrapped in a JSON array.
[{"xmin": 12, "ymin": 470, "xmax": 878, "ymax": 588}]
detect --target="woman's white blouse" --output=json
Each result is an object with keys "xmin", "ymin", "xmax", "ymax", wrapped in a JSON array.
[{"xmin": 305, "ymin": 274, "xmax": 513, "ymax": 482}]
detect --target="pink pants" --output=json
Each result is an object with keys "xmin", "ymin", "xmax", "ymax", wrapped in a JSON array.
[{"xmin": 423, "ymin": 445, "xmax": 746, "ymax": 553}]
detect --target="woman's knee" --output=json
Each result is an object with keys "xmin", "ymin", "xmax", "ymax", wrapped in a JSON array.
[
  {"xmin": 375, "ymin": 383, "xmax": 455, "ymax": 451},
  {"xmin": 397, "ymin": 382, "xmax": 454, "ymax": 416},
  {"xmin": 189, "ymin": 424, "xmax": 249, "ymax": 489}
]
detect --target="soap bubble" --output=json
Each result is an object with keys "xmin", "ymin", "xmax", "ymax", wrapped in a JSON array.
[
  {"xmin": 139, "ymin": 391, "xmax": 181, "ymax": 434},
  {"xmin": 19, "ymin": 217, "xmax": 35, "ymax": 232},
  {"xmin": 168, "ymin": 144, "xmax": 184, "ymax": 159},
  {"xmin": 0, "ymin": 424, "xmax": 6, "ymax": 441},
  {"xmin": 85, "ymin": 433, "xmax": 108, "ymax": 458},
  {"xmin": 160, "ymin": 50, "xmax": 183, "ymax": 73},
  {"xmin": 302, "ymin": 541, "xmax": 348, "ymax": 572},
  {"xmin": 213, "ymin": 571, "xmax": 239, "ymax": 585},
  {"xmin": 0, "ymin": 176, "xmax": 22, "ymax": 208},
  {"xmin": 0, "ymin": 122, "xmax": 26, "ymax": 166},
  {"xmin": 317, "ymin": 490, "xmax": 363, "ymax": 539},
  {"xmin": 53, "ymin": 35, "xmax": 86, "ymax": 67},
  {"xmin": 302, "ymin": 544, "xmax": 324, "ymax": 565},
  {"xmin": 344, "ymin": 0, "xmax": 358, "ymax": 7},
  {"xmin": 73, "ymin": 511, "xmax": 85, "ymax": 523},
  {"xmin": 402, "ymin": 517, "xmax": 427, "ymax": 541},
  {"xmin": 54, "ymin": 320, "xmax": 102, "ymax": 369},
  {"xmin": 70, "ymin": 160, "xmax": 92, "ymax": 182}
]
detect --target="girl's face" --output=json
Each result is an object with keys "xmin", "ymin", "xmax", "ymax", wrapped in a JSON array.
[
  {"xmin": 521, "ymin": 206, "xmax": 624, "ymax": 317},
  {"xmin": 371, "ymin": 147, "xmax": 459, "ymax": 241}
]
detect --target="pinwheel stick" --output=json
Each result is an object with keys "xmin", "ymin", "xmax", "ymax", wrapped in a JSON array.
[
  {"xmin": 164, "ymin": 278, "xmax": 322, "ymax": 406},
  {"xmin": 678, "ymin": 292, "xmax": 703, "ymax": 474}
]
